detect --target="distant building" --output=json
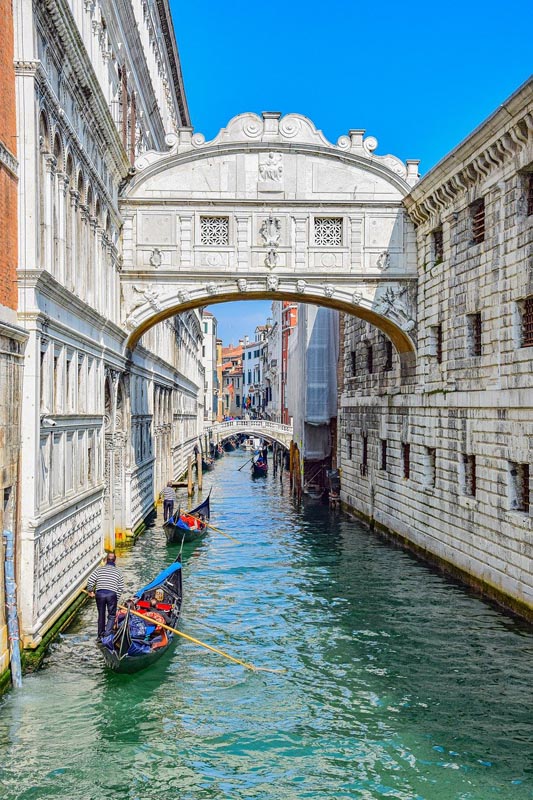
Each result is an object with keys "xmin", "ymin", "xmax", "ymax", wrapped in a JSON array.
[
  {"xmin": 263, "ymin": 303, "xmax": 282, "ymax": 422},
  {"xmin": 201, "ymin": 311, "xmax": 218, "ymax": 424},
  {"xmin": 281, "ymin": 302, "xmax": 298, "ymax": 424},
  {"xmin": 221, "ymin": 342, "xmax": 243, "ymax": 418},
  {"xmin": 242, "ymin": 325, "xmax": 270, "ymax": 416}
]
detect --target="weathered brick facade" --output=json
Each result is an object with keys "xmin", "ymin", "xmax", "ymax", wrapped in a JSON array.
[{"xmin": 339, "ymin": 79, "xmax": 533, "ymax": 619}]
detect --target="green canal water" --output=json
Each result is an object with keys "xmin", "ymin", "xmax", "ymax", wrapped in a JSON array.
[{"xmin": 2, "ymin": 451, "xmax": 533, "ymax": 799}]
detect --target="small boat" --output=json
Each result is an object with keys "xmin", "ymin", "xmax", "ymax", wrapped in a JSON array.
[
  {"xmin": 240, "ymin": 437, "xmax": 261, "ymax": 451},
  {"xmin": 213, "ymin": 443, "xmax": 224, "ymax": 459},
  {"xmin": 201, "ymin": 456, "xmax": 215, "ymax": 471},
  {"xmin": 163, "ymin": 493, "xmax": 211, "ymax": 544},
  {"xmin": 97, "ymin": 557, "xmax": 183, "ymax": 673},
  {"xmin": 223, "ymin": 438, "xmax": 237, "ymax": 452},
  {"xmin": 251, "ymin": 455, "xmax": 268, "ymax": 477}
]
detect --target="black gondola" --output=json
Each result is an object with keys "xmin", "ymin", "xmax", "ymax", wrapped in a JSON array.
[
  {"xmin": 223, "ymin": 437, "xmax": 237, "ymax": 452},
  {"xmin": 251, "ymin": 455, "xmax": 268, "ymax": 477},
  {"xmin": 163, "ymin": 492, "xmax": 211, "ymax": 544},
  {"xmin": 213, "ymin": 443, "xmax": 224, "ymax": 459},
  {"xmin": 201, "ymin": 456, "xmax": 215, "ymax": 471},
  {"xmin": 97, "ymin": 557, "xmax": 183, "ymax": 673}
]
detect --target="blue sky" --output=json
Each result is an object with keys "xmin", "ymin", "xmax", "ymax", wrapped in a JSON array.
[{"xmin": 170, "ymin": 0, "xmax": 532, "ymax": 343}]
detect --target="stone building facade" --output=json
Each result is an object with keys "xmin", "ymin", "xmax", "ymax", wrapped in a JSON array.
[
  {"xmin": 340, "ymin": 78, "xmax": 533, "ymax": 618},
  {"xmin": 12, "ymin": 0, "xmax": 203, "ymax": 651},
  {"xmin": 0, "ymin": 0, "xmax": 27, "ymax": 684}
]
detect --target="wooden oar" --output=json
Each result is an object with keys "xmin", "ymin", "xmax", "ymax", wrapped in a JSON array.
[
  {"xmin": 238, "ymin": 456, "xmax": 254, "ymax": 472},
  {"xmin": 118, "ymin": 604, "xmax": 284, "ymax": 674},
  {"xmin": 187, "ymin": 513, "xmax": 241, "ymax": 544}
]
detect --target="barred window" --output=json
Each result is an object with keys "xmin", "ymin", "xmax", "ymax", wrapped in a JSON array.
[
  {"xmin": 429, "ymin": 324, "xmax": 443, "ymax": 363},
  {"xmin": 433, "ymin": 227, "xmax": 443, "ymax": 263},
  {"xmin": 380, "ymin": 439, "xmax": 387, "ymax": 471},
  {"xmin": 366, "ymin": 343, "xmax": 373, "ymax": 374},
  {"xmin": 350, "ymin": 349, "xmax": 356, "ymax": 377},
  {"xmin": 522, "ymin": 296, "xmax": 533, "ymax": 347},
  {"xmin": 361, "ymin": 434, "xmax": 368, "ymax": 476},
  {"xmin": 200, "ymin": 216, "xmax": 229, "ymax": 246},
  {"xmin": 347, "ymin": 433, "xmax": 353, "ymax": 460},
  {"xmin": 526, "ymin": 174, "xmax": 533, "ymax": 217},
  {"xmin": 467, "ymin": 313, "xmax": 482, "ymax": 357},
  {"xmin": 509, "ymin": 462, "xmax": 530, "ymax": 513},
  {"xmin": 426, "ymin": 447, "xmax": 436, "ymax": 487},
  {"xmin": 384, "ymin": 339, "xmax": 393, "ymax": 372},
  {"xmin": 402, "ymin": 442, "xmax": 410, "ymax": 479},
  {"xmin": 462, "ymin": 453, "xmax": 476, "ymax": 497},
  {"xmin": 470, "ymin": 198, "xmax": 485, "ymax": 244},
  {"xmin": 314, "ymin": 217, "xmax": 343, "ymax": 246}
]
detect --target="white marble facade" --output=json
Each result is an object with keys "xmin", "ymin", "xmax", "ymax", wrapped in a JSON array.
[{"xmin": 14, "ymin": 0, "xmax": 202, "ymax": 647}]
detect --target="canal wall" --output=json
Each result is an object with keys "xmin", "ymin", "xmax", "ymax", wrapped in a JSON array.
[{"xmin": 339, "ymin": 78, "xmax": 533, "ymax": 621}]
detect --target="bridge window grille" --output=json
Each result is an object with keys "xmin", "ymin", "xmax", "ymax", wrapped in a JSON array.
[
  {"xmin": 467, "ymin": 312, "xmax": 482, "ymax": 356},
  {"xmin": 462, "ymin": 453, "xmax": 476, "ymax": 497},
  {"xmin": 509, "ymin": 461, "xmax": 530, "ymax": 513},
  {"xmin": 402, "ymin": 442, "xmax": 410, "ymax": 479},
  {"xmin": 522, "ymin": 296, "xmax": 533, "ymax": 346},
  {"xmin": 527, "ymin": 174, "xmax": 533, "ymax": 217},
  {"xmin": 470, "ymin": 198, "xmax": 485, "ymax": 244},
  {"xmin": 314, "ymin": 217, "xmax": 343, "ymax": 246},
  {"xmin": 200, "ymin": 216, "xmax": 229, "ymax": 246},
  {"xmin": 380, "ymin": 439, "xmax": 387, "ymax": 471},
  {"xmin": 433, "ymin": 227, "xmax": 444, "ymax": 263}
]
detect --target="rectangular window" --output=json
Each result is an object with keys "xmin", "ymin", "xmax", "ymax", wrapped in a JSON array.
[
  {"xmin": 314, "ymin": 217, "xmax": 343, "ymax": 246},
  {"xmin": 350, "ymin": 349, "xmax": 356, "ymax": 377},
  {"xmin": 522, "ymin": 296, "xmax": 533, "ymax": 347},
  {"xmin": 40, "ymin": 342, "xmax": 49, "ymax": 411},
  {"xmin": 402, "ymin": 442, "xmax": 410, "ymax": 479},
  {"xmin": 360, "ymin": 434, "xmax": 368, "ymax": 476},
  {"xmin": 248, "ymin": 351, "xmax": 251, "ymax": 359},
  {"xmin": 426, "ymin": 447, "xmax": 436, "ymax": 487},
  {"xmin": 429, "ymin": 324, "xmax": 443, "ymax": 363},
  {"xmin": 526, "ymin": 174, "xmax": 533, "ymax": 217},
  {"xmin": 236, "ymin": 395, "xmax": 240, "ymax": 408},
  {"xmin": 204, "ymin": 322, "xmax": 208, "ymax": 333},
  {"xmin": 467, "ymin": 312, "xmax": 482, "ymax": 356},
  {"xmin": 200, "ymin": 216, "xmax": 229, "ymax": 246},
  {"xmin": 462, "ymin": 453, "xmax": 476, "ymax": 497},
  {"xmin": 380, "ymin": 439, "xmax": 387, "ymax": 471},
  {"xmin": 366, "ymin": 344, "xmax": 373, "ymax": 374},
  {"xmin": 384, "ymin": 339, "xmax": 393, "ymax": 372},
  {"xmin": 509, "ymin": 462, "xmax": 530, "ymax": 513},
  {"xmin": 433, "ymin": 227, "xmax": 444, "ymax": 263},
  {"xmin": 202, "ymin": 346, "xmax": 205, "ymax": 357},
  {"xmin": 347, "ymin": 433, "xmax": 352, "ymax": 461},
  {"xmin": 470, "ymin": 198, "xmax": 485, "ymax": 244}
]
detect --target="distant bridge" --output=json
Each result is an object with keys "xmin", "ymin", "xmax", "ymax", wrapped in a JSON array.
[{"xmin": 206, "ymin": 419, "xmax": 293, "ymax": 450}]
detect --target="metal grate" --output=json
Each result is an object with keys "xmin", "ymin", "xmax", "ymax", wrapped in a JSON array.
[
  {"xmin": 402, "ymin": 442, "xmax": 410, "ymax": 479},
  {"xmin": 433, "ymin": 324, "xmax": 443, "ymax": 363},
  {"xmin": 463, "ymin": 453, "xmax": 476, "ymax": 497},
  {"xmin": 512, "ymin": 462, "xmax": 530, "ymax": 513},
  {"xmin": 527, "ymin": 174, "xmax": 533, "ymax": 217},
  {"xmin": 380, "ymin": 439, "xmax": 387, "ymax": 471},
  {"xmin": 468, "ymin": 313, "xmax": 482, "ymax": 356},
  {"xmin": 362, "ymin": 434, "xmax": 368, "ymax": 468},
  {"xmin": 200, "ymin": 216, "xmax": 229, "ymax": 246},
  {"xmin": 314, "ymin": 217, "xmax": 343, "ymax": 246},
  {"xmin": 366, "ymin": 344, "xmax": 373, "ymax": 374},
  {"xmin": 523, "ymin": 296, "xmax": 533, "ymax": 347},
  {"xmin": 350, "ymin": 349, "xmax": 356, "ymax": 377},
  {"xmin": 470, "ymin": 198, "xmax": 485, "ymax": 244},
  {"xmin": 384, "ymin": 340, "xmax": 393, "ymax": 372},
  {"xmin": 433, "ymin": 227, "xmax": 443, "ymax": 262}
]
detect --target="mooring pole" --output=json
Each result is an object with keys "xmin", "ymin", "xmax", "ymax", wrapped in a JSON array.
[
  {"xmin": 197, "ymin": 451, "xmax": 203, "ymax": 491},
  {"xmin": 187, "ymin": 456, "xmax": 193, "ymax": 497}
]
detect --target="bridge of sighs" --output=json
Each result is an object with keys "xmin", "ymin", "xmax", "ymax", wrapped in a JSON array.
[{"xmin": 119, "ymin": 111, "xmax": 420, "ymax": 367}]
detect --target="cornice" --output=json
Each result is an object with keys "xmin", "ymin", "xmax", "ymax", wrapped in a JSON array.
[
  {"xmin": 153, "ymin": 0, "xmax": 190, "ymax": 128},
  {"xmin": 404, "ymin": 77, "xmax": 533, "ymax": 226},
  {"xmin": 0, "ymin": 141, "xmax": 18, "ymax": 177},
  {"xmin": 39, "ymin": 0, "xmax": 130, "ymax": 181}
]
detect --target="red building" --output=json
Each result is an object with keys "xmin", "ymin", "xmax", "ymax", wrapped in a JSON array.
[{"xmin": 281, "ymin": 302, "xmax": 297, "ymax": 424}]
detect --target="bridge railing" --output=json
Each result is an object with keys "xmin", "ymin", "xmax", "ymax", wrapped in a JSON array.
[{"xmin": 205, "ymin": 419, "xmax": 293, "ymax": 439}]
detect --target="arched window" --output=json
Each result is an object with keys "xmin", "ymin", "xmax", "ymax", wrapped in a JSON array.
[
  {"xmin": 38, "ymin": 113, "xmax": 50, "ymax": 267},
  {"xmin": 65, "ymin": 155, "xmax": 74, "ymax": 289}
]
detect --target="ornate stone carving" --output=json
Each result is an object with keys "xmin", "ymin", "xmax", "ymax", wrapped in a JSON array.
[
  {"xmin": 149, "ymin": 248, "xmax": 162, "ymax": 267},
  {"xmin": 377, "ymin": 250, "xmax": 391, "ymax": 271},
  {"xmin": 206, "ymin": 282, "xmax": 217, "ymax": 295},
  {"xmin": 260, "ymin": 215, "xmax": 281, "ymax": 246},
  {"xmin": 296, "ymin": 279, "xmax": 306, "ymax": 293},
  {"xmin": 237, "ymin": 278, "xmax": 248, "ymax": 292},
  {"xmin": 352, "ymin": 290, "xmax": 364, "ymax": 304},
  {"xmin": 125, "ymin": 285, "xmax": 162, "ymax": 322},
  {"xmin": 265, "ymin": 249, "xmax": 278, "ymax": 269},
  {"xmin": 178, "ymin": 289, "xmax": 191, "ymax": 303},
  {"xmin": 314, "ymin": 217, "xmax": 343, "ymax": 246},
  {"xmin": 373, "ymin": 284, "xmax": 416, "ymax": 332},
  {"xmin": 323, "ymin": 284, "xmax": 335, "ymax": 298},
  {"xmin": 266, "ymin": 275, "xmax": 279, "ymax": 292},
  {"xmin": 200, "ymin": 216, "xmax": 229, "ymax": 245},
  {"xmin": 259, "ymin": 153, "xmax": 283, "ymax": 182}
]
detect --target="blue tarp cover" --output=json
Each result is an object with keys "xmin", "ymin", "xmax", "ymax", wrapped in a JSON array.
[{"xmin": 135, "ymin": 561, "xmax": 181, "ymax": 597}]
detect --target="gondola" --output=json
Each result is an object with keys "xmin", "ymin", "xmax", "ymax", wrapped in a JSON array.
[
  {"xmin": 163, "ymin": 492, "xmax": 211, "ymax": 544},
  {"xmin": 201, "ymin": 456, "xmax": 215, "ymax": 471},
  {"xmin": 223, "ymin": 437, "xmax": 237, "ymax": 452},
  {"xmin": 213, "ymin": 443, "xmax": 224, "ymax": 459},
  {"xmin": 251, "ymin": 455, "xmax": 268, "ymax": 477},
  {"xmin": 97, "ymin": 557, "xmax": 183, "ymax": 673}
]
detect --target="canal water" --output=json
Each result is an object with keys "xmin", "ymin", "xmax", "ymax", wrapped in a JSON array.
[{"xmin": 1, "ymin": 451, "xmax": 533, "ymax": 800}]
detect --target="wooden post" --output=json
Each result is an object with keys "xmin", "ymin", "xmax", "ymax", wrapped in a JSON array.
[
  {"xmin": 187, "ymin": 456, "xmax": 193, "ymax": 497},
  {"xmin": 197, "ymin": 451, "xmax": 203, "ymax": 491}
]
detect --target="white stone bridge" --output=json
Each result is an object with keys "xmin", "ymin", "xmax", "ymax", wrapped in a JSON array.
[
  {"xmin": 206, "ymin": 419, "xmax": 293, "ymax": 450},
  {"xmin": 119, "ymin": 111, "xmax": 420, "ymax": 370}
]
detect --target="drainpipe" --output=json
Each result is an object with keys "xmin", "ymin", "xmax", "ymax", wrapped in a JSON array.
[{"xmin": 3, "ymin": 529, "xmax": 22, "ymax": 688}]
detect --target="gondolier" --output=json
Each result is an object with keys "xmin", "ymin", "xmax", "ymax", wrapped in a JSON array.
[
  {"xmin": 86, "ymin": 552, "xmax": 125, "ymax": 641},
  {"xmin": 162, "ymin": 482, "xmax": 176, "ymax": 521}
]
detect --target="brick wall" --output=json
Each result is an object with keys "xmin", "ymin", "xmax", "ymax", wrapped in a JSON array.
[{"xmin": 0, "ymin": 0, "xmax": 18, "ymax": 311}]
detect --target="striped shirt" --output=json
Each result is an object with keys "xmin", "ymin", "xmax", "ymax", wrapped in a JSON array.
[
  {"xmin": 86, "ymin": 563, "xmax": 124, "ymax": 595},
  {"xmin": 162, "ymin": 486, "xmax": 176, "ymax": 501}
]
